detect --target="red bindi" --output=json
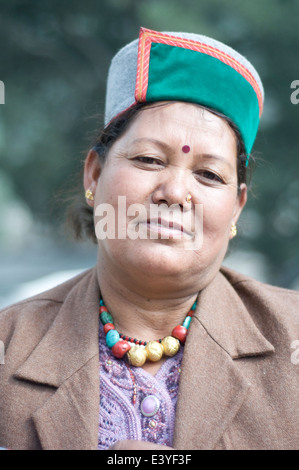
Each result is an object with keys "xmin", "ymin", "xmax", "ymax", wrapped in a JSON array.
[{"xmin": 182, "ymin": 145, "xmax": 190, "ymax": 153}]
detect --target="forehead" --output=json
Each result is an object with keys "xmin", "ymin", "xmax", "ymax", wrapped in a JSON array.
[{"xmin": 121, "ymin": 102, "xmax": 237, "ymax": 156}]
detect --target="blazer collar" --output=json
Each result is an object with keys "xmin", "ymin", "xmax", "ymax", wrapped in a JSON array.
[
  {"xmin": 173, "ymin": 269, "xmax": 274, "ymax": 450},
  {"xmin": 195, "ymin": 268, "xmax": 274, "ymax": 359}
]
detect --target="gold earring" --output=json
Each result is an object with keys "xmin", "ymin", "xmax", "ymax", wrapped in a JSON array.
[
  {"xmin": 231, "ymin": 224, "xmax": 237, "ymax": 238},
  {"xmin": 85, "ymin": 189, "xmax": 94, "ymax": 201},
  {"xmin": 186, "ymin": 193, "xmax": 192, "ymax": 203}
]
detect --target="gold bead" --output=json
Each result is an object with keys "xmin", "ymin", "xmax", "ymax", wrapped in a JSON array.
[
  {"xmin": 145, "ymin": 341, "xmax": 164, "ymax": 362},
  {"xmin": 127, "ymin": 346, "xmax": 148, "ymax": 367},
  {"xmin": 161, "ymin": 336, "xmax": 180, "ymax": 357}
]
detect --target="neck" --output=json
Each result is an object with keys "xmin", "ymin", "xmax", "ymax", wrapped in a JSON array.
[{"xmin": 96, "ymin": 256, "xmax": 199, "ymax": 342}]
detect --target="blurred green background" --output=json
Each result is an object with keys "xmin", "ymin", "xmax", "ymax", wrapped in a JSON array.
[{"xmin": 1, "ymin": 0, "xmax": 299, "ymax": 306}]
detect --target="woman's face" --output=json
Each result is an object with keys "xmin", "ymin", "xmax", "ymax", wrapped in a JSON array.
[{"xmin": 85, "ymin": 102, "xmax": 247, "ymax": 291}]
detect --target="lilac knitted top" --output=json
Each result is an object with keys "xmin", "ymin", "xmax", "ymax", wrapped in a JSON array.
[{"xmin": 98, "ymin": 325, "xmax": 183, "ymax": 449}]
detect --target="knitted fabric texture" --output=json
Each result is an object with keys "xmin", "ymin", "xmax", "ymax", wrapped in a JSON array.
[{"xmin": 98, "ymin": 325, "xmax": 183, "ymax": 449}]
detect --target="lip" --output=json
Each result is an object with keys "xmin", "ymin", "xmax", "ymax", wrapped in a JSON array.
[{"xmin": 141, "ymin": 217, "xmax": 193, "ymax": 239}]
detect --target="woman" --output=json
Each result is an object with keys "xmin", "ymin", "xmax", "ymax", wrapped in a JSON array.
[{"xmin": 0, "ymin": 27, "xmax": 298, "ymax": 451}]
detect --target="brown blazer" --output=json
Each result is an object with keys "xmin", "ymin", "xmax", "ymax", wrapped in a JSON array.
[{"xmin": 0, "ymin": 267, "xmax": 298, "ymax": 450}]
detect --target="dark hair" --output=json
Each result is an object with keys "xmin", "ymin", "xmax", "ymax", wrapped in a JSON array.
[{"xmin": 65, "ymin": 102, "xmax": 253, "ymax": 244}]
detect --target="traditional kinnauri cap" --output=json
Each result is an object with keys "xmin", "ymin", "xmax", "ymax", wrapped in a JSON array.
[{"xmin": 105, "ymin": 27, "xmax": 264, "ymax": 158}]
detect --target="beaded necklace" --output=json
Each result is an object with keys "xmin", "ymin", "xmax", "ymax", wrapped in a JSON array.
[{"xmin": 99, "ymin": 298, "xmax": 197, "ymax": 367}]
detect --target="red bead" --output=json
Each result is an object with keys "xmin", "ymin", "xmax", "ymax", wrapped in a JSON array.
[
  {"xmin": 99, "ymin": 306, "xmax": 108, "ymax": 313},
  {"xmin": 103, "ymin": 323, "xmax": 115, "ymax": 334},
  {"xmin": 172, "ymin": 325, "xmax": 188, "ymax": 344},
  {"xmin": 112, "ymin": 341, "xmax": 131, "ymax": 358}
]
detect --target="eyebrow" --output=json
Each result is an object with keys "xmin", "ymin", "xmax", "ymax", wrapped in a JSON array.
[
  {"xmin": 200, "ymin": 153, "xmax": 235, "ymax": 171},
  {"xmin": 131, "ymin": 137, "xmax": 172, "ymax": 151}
]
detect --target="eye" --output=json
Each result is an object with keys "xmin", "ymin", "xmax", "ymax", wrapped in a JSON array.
[
  {"xmin": 133, "ymin": 156, "xmax": 164, "ymax": 166},
  {"xmin": 195, "ymin": 170, "xmax": 224, "ymax": 184}
]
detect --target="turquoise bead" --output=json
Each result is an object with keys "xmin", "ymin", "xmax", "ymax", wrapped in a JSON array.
[
  {"xmin": 100, "ymin": 311, "xmax": 114, "ymax": 325},
  {"xmin": 182, "ymin": 316, "xmax": 192, "ymax": 329},
  {"xmin": 106, "ymin": 329, "xmax": 120, "ymax": 348},
  {"xmin": 191, "ymin": 302, "xmax": 197, "ymax": 311},
  {"xmin": 99, "ymin": 299, "xmax": 104, "ymax": 306}
]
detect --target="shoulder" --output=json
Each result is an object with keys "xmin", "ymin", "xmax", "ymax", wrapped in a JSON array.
[
  {"xmin": 220, "ymin": 266, "xmax": 299, "ymax": 339},
  {"xmin": 220, "ymin": 266, "xmax": 299, "ymax": 303},
  {"xmin": 0, "ymin": 268, "xmax": 95, "ymax": 346}
]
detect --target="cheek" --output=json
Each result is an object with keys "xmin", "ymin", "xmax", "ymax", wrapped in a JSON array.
[
  {"xmin": 201, "ymin": 190, "xmax": 236, "ymax": 235},
  {"xmin": 94, "ymin": 167, "xmax": 154, "ymax": 240},
  {"xmin": 96, "ymin": 166, "xmax": 152, "ymax": 206}
]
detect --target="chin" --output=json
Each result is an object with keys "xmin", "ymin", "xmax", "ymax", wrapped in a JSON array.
[
  {"xmin": 123, "ymin": 240, "xmax": 196, "ymax": 276},
  {"xmin": 106, "ymin": 236, "xmax": 187, "ymax": 267}
]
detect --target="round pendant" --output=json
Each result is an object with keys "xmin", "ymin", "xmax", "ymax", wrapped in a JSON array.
[{"xmin": 140, "ymin": 395, "xmax": 160, "ymax": 417}]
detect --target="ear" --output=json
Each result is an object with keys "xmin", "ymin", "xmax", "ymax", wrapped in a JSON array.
[
  {"xmin": 230, "ymin": 183, "xmax": 247, "ymax": 238},
  {"xmin": 83, "ymin": 148, "xmax": 102, "ymax": 207}
]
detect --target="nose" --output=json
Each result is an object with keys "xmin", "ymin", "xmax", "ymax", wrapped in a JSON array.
[{"xmin": 151, "ymin": 168, "xmax": 192, "ymax": 209}]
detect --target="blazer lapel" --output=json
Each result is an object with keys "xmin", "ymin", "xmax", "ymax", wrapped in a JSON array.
[
  {"xmin": 32, "ymin": 356, "xmax": 100, "ymax": 450},
  {"xmin": 173, "ymin": 270, "xmax": 274, "ymax": 450},
  {"xmin": 14, "ymin": 268, "xmax": 101, "ymax": 450}
]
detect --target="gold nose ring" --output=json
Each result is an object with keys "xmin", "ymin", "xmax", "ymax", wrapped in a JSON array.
[{"xmin": 186, "ymin": 193, "xmax": 192, "ymax": 203}]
